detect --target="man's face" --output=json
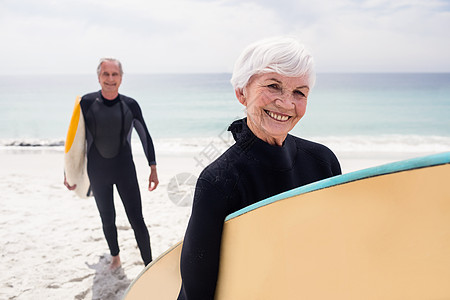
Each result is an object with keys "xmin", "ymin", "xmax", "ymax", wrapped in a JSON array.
[{"xmin": 98, "ymin": 60, "xmax": 122, "ymax": 95}]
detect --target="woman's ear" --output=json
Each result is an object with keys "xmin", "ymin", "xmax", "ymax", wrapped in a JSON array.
[{"xmin": 235, "ymin": 88, "xmax": 247, "ymax": 106}]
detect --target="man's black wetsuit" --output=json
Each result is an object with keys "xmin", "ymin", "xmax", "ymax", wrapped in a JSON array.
[
  {"xmin": 81, "ymin": 91, "xmax": 156, "ymax": 265},
  {"xmin": 178, "ymin": 118, "xmax": 342, "ymax": 299}
]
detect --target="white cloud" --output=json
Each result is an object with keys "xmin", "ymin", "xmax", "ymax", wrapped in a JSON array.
[
  {"xmin": 0, "ymin": 0, "xmax": 449, "ymax": 74},
  {"xmin": 287, "ymin": 0, "xmax": 450, "ymax": 72}
]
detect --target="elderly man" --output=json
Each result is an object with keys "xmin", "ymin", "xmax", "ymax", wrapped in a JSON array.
[{"xmin": 65, "ymin": 58, "xmax": 158, "ymax": 269}]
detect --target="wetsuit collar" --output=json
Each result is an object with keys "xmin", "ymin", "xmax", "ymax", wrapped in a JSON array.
[
  {"xmin": 228, "ymin": 118, "xmax": 297, "ymax": 170},
  {"xmin": 99, "ymin": 91, "xmax": 120, "ymax": 107}
]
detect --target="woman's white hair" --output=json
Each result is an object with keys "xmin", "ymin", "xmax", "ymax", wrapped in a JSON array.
[{"xmin": 230, "ymin": 36, "xmax": 316, "ymax": 91}]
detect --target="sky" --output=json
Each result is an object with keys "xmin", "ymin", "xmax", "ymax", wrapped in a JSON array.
[{"xmin": 1, "ymin": 0, "xmax": 450, "ymax": 74}]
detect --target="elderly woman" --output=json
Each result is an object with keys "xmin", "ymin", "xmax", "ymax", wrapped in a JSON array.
[{"xmin": 177, "ymin": 36, "xmax": 342, "ymax": 299}]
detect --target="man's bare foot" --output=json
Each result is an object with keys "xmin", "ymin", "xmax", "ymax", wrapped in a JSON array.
[{"xmin": 110, "ymin": 255, "xmax": 121, "ymax": 271}]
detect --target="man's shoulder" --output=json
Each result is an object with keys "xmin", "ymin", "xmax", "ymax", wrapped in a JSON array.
[
  {"xmin": 81, "ymin": 91, "xmax": 100, "ymax": 101},
  {"xmin": 80, "ymin": 92, "xmax": 100, "ymax": 112},
  {"xmin": 119, "ymin": 94, "xmax": 142, "ymax": 115},
  {"xmin": 119, "ymin": 94, "xmax": 138, "ymax": 103}
]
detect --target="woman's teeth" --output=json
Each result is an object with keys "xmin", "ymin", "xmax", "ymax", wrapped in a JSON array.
[{"xmin": 266, "ymin": 110, "xmax": 290, "ymax": 122}]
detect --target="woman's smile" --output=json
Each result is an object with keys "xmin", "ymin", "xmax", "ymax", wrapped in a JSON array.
[{"xmin": 264, "ymin": 110, "xmax": 291, "ymax": 122}]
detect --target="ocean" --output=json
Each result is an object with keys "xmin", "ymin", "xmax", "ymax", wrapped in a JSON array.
[{"xmin": 0, "ymin": 73, "xmax": 449, "ymax": 154}]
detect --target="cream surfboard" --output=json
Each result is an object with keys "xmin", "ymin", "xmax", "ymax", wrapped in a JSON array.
[
  {"xmin": 64, "ymin": 96, "xmax": 91, "ymax": 198},
  {"xmin": 123, "ymin": 152, "xmax": 450, "ymax": 300}
]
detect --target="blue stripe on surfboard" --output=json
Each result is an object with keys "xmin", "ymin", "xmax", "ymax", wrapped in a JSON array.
[{"xmin": 225, "ymin": 151, "xmax": 450, "ymax": 222}]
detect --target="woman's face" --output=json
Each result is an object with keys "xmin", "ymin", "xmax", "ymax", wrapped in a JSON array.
[{"xmin": 236, "ymin": 72, "xmax": 310, "ymax": 146}]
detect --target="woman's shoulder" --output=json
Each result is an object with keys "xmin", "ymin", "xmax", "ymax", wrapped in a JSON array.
[
  {"xmin": 291, "ymin": 135, "xmax": 340, "ymax": 165},
  {"xmin": 199, "ymin": 144, "xmax": 243, "ymax": 190},
  {"xmin": 291, "ymin": 135, "xmax": 331, "ymax": 151}
]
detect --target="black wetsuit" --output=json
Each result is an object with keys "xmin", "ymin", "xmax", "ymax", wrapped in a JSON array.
[
  {"xmin": 80, "ymin": 91, "xmax": 156, "ymax": 265},
  {"xmin": 178, "ymin": 118, "xmax": 342, "ymax": 299}
]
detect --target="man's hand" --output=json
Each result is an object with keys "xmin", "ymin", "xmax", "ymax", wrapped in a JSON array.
[
  {"xmin": 148, "ymin": 165, "xmax": 159, "ymax": 191},
  {"xmin": 64, "ymin": 175, "xmax": 77, "ymax": 190}
]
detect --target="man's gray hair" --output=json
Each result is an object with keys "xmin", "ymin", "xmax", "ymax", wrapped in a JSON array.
[{"xmin": 97, "ymin": 58, "xmax": 123, "ymax": 76}]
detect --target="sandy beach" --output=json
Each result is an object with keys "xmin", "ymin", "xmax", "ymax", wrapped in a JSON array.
[{"xmin": 0, "ymin": 145, "xmax": 438, "ymax": 300}]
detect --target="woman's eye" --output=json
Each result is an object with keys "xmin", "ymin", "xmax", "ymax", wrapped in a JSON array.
[
  {"xmin": 267, "ymin": 84, "xmax": 280, "ymax": 90},
  {"xmin": 294, "ymin": 90, "xmax": 306, "ymax": 97}
]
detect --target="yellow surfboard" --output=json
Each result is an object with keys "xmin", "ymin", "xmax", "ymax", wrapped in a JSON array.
[
  {"xmin": 123, "ymin": 152, "xmax": 450, "ymax": 299},
  {"xmin": 64, "ymin": 96, "xmax": 91, "ymax": 198}
]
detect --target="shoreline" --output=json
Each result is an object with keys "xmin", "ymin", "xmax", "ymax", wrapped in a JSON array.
[{"xmin": 0, "ymin": 149, "xmax": 444, "ymax": 299}]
